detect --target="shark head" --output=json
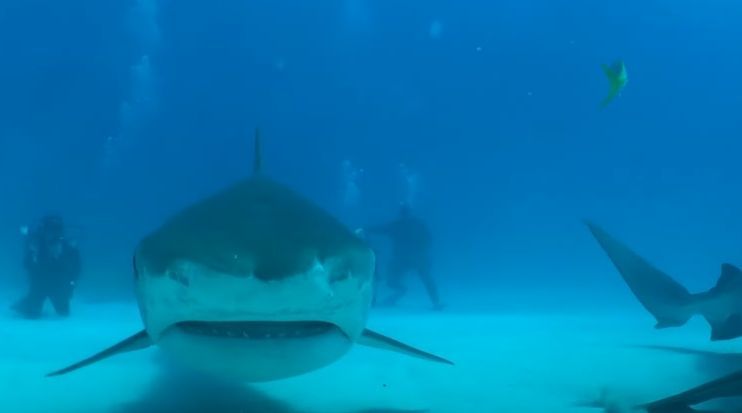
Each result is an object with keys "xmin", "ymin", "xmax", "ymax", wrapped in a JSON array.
[{"xmin": 132, "ymin": 176, "xmax": 375, "ymax": 381}]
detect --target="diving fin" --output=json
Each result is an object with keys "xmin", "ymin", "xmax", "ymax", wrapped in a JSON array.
[
  {"xmin": 47, "ymin": 329, "xmax": 152, "ymax": 377},
  {"xmin": 358, "ymin": 328, "xmax": 454, "ymax": 365}
]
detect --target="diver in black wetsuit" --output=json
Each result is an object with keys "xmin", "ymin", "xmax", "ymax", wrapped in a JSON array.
[
  {"xmin": 364, "ymin": 205, "xmax": 445, "ymax": 311},
  {"xmin": 11, "ymin": 215, "xmax": 81, "ymax": 319}
]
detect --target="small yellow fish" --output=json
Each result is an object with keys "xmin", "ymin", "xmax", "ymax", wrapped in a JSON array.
[{"xmin": 600, "ymin": 60, "xmax": 628, "ymax": 108}]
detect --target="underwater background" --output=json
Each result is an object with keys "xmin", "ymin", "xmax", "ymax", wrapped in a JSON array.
[{"xmin": 2, "ymin": 1, "xmax": 742, "ymax": 412}]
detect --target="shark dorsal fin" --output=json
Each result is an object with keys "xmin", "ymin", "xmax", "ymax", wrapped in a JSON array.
[{"xmin": 253, "ymin": 127, "xmax": 262, "ymax": 175}]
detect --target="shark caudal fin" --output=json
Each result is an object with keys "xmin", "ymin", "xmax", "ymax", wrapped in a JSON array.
[
  {"xmin": 46, "ymin": 330, "xmax": 152, "ymax": 377},
  {"xmin": 696, "ymin": 264, "xmax": 742, "ymax": 341},
  {"xmin": 358, "ymin": 329, "xmax": 454, "ymax": 365},
  {"xmin": 585, "ymin": 221, "xmax": 696, "ymax": 329}
]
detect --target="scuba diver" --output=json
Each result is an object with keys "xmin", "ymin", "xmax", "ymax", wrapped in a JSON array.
[
  {"xmin": 363, "ymin": 204, "xmax": 445, "ymax": 311},
  {"xmin": 11, "ymin": 215, "xmax": 81, "ymax": 319}
]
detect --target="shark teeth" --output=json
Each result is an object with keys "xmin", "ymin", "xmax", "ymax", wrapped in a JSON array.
[{"xmin": 176, "ymin": 320, "xmax": 336, "ymax": 340}]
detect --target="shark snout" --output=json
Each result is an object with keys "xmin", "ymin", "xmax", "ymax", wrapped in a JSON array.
[{"xmin": 135, "ymin": 257, "xmax": 373, "ymax": 341}]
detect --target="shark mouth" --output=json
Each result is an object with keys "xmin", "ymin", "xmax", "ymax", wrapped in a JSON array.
[
  {"xmin": 158, "ymin": 319, "xmax": 355, "ymax": 382},
  {"xmin": 174, "ymin": 321, "xmax": 344, "ymax": 340}
]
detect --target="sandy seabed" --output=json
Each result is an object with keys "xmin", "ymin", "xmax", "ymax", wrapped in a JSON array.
[{"xmin": 0, "ymin": 295, "xmax": 736, "ymax": 413}]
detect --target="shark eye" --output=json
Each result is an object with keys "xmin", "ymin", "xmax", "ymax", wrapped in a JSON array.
[{"xmin": 329, "ymin": 268, "xmax": 350, "ymax": 283}]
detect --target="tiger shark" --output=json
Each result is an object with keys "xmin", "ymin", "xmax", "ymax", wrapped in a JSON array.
[
  {"xmin": 48, "ymin": 130, "xmax": 452, "ymax": 382},
  {"xmin": 586, "ymin": 221, "xmax": 742, "ymax": 342}
]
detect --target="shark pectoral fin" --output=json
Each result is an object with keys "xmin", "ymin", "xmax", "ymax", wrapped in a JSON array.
[
  {"xmin": 642, "ymin": 369, "xmax": 742, "ymax": 413},
  {"xmin": 47, "ymin": 329, "xmax": 152, "ymax": 377},
  {"xmin": 358, "ymin": 329, "xmax": 454, "ymax": 365}
]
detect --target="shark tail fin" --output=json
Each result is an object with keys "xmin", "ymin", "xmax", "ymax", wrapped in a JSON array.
[
  {"xmin": 585, "ymin": 221, "xmax": 696, "ymax": 329},
  {"xmin": 253, "ymin": 127, "xmax": 262, "ymax": 175},
  {"xmin": 358, "ymin": 328, "xmax": 454, "ymax": 365},
  {"xmin": 46, "ymin": 330, "xmax": 152, "ymax": 377},
  {"xmin": 698, "ymin": 264, "xmax": 742, "ymax": 341}
]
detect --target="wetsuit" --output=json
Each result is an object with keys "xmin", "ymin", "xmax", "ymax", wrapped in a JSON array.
[
  {"xmin": 13, "ymin": 228, "xmax": 81, "ymax": 318},
  {"xmin": 367, "ymin": 212, "xmax": 443, "ymax": 309}
]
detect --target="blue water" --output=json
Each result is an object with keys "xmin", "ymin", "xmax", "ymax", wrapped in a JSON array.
[{"xmin": 1, "ymin": 1, "xmax": 742, "ymax": 412}]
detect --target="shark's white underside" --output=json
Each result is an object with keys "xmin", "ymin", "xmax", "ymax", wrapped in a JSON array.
[{"xmin": 139, "ymin": 258, "xmax": 373, "ymax": 381}]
